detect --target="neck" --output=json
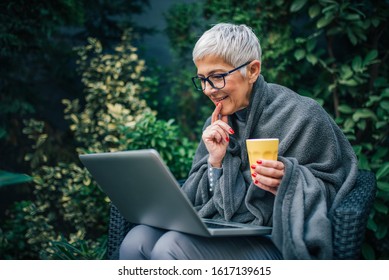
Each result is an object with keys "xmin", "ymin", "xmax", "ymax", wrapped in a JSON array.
[{"xmin": 235, "ymin": 107, "xmax": 248, "ymax": 122}]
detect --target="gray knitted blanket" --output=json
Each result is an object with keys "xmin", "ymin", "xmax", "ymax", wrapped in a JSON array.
[{"xmin": 181, "ymin": 75, "xmax": 358, "ymax": 259}]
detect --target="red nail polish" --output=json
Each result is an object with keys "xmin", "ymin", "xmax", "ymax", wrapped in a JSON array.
[
  {"xmin": 226, "ymin": 136, "xmax": 229, "ymax": 142},
  {"xmin": 254, "ymin": 180, "xmax": 259, "ymax": 184},
  {"xmin": 216, "ymin": 102, "xmax": 220, "ymax": 106},
  {"xmin": 251, "ymin": 173, "xmax": 256, "ymax": 177},
  {"xmin": 229, "ymin": 128, "xmax": 235, "ymax": 134},
  {"xmin": 251, "ymin": 165, "xmax": 256, "ymax": 169},
  {"xmin": 256, "ymin": 160, "xmax": 262, "ymax": 164}
]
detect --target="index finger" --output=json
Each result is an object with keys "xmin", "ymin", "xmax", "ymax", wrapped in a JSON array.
[{"xmin": 211, "ymin": 103, "xmax": 222, "ymax": 123}]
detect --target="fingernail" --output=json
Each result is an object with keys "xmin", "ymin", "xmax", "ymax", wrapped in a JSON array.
[
  {"xmin": 254, "ymin": 180, "xmax": 259, "ymax": 184},
  {"xmin": 256, "ymin": 160, "xmax": 262, "ymax": 164},
  {"xmin": 226, "ymin": 136, "xmax": 229, "ymax": 142},
  {"xmin": 251, "ymin": 165, "xmax": 256, "ymax": 169},
  {"xmin": 216, "ymin": 102, "xmax": 220, "ymax": 106},
  {"xmin": 229, "ymin": 128, "xmax": 235, "ymax": 134},
  {"xmin": 251, "ymin": 173, "xmax": 256, "ymax": 177}
]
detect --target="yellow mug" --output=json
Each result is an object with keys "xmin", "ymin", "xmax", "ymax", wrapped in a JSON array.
[{"xmin": 246, "ymin": 138, "xmax": 279, "ymax": 167}]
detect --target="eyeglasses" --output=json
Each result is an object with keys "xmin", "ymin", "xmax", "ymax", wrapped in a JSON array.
[{"xmin": 191, "ymin": 61, "xmax": 252, "ymax": 91}]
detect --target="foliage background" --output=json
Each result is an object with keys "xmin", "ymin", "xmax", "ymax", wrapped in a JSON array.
[{"xmin": 0, "ymin": 0, "xmax": 388, "ymax": 259}]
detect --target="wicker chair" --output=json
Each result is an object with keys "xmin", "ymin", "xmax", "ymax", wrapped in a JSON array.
[{"xmin": 107, "ymin": 169, "xmax": 376, "ymax": 260}]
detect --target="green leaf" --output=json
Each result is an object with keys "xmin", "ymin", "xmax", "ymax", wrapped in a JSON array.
[
  {"xmin": 353, "ymin": 145, "xmax": 362, "ymax": 155},
  {"xmin": 382, "ymin": 88, "xmax": 389, "ymax": 98},
  {"xmin": 380, "ymin": 101, "xmax": 389, "ymax": 111},
  {"xmin": 356, "ymin": 119, "xmax": 366, "ymax": 130},
  {"xmin": 344, "ymin": 13, "xmax": 360, "ymax": 21},
  {"xmin": 317, "ymin": 15, "xmax": 334, "ymax": 28},
  {"xmin": 348, "ymin": 6, "xmax": 366, "ymax": 19},
  {"xmin": 36, "ymin": 134, "xmax": 48, "ymax": 147},
  {"xmin": 327, "ymin": 26, "xmax": 342, "ymax": 36},
  {"xmin": 374, "ymin": 200, "xmax": 389, "ymax": 214},
  {"xmin": 366, "ymin": 95, "xmax": 381, "ymax": 107},
  {"xmin": 306, "ymin": 54, "xmax": 318, "ymax": 65},
  {"xmin": 352, "ymin": 109, "xmax": 377, "ymax": 122},
  {"xmin": 275, "ymin": 0, "xmax": 284, "ymax": 6},
  {"xmin": 377, "ymin": 182, "xmax": 389, "ymax": 192},
  {"xmin": 178, "ymin": 147, "xmax": 186, "ymax": 157},
  {"xmin": 347, "ymin": 30, "xmax": 358, "ymax": 45},
  {"xmin": 364, "ymin": 50, "xmax": 378, "ymax": 65},
  {"xmin": 374, "ymin": 78, "xmax": 388, "ymax": 88},
  {"xmin": 322, "ymin": 3, "xmax": 337, "ymax": 14},
  {"xmin": 372, "ymin": 147, "xmax": 388, "ymax": 162},
  {"xmin": 340, "ymin": 65, "xmax": 353, "ymax": 79},
  {"xmin": 0, "ymin": 127, "xmax": 7, "ymax": 139},
  {"xmin": 294, "ymin": 49, "xmax": 306, "ymax": 60},
  {"xmin": 362, "ymin": 243, "xmax": 376, "ymax": 260},
  {"xmin": 0, "ymin": 170, "xmax": 32, "ymax": 188},
  {"xmin": 306, "ymin": 39, "xmax": 316, "ymax": 52},
  {"xmin": 295, "ymin": 37, "xmax": 306, "ymax": 44},
  {"xmin": 308, "ymin": 4, "xmax": 321, "ymax": 18},
  {"xmin": 376, "ymin": 121, "xmax": 387, "ymax": 129},
  {"xmin": 343, "ymin": 118, "xmax": 355, "ymax": 132},
  {"xmin": 339, "ymin": 79, "xmax": 358, "ymax": 86},
  {"xmin": 352, "ymin": 56, "xmax": 363, "ymax": 72},
  {"xmin": 290, "ymin": 0, "xmax": 308, "ymax": 12},
  {"xmin": 367, "ymin": 217, "xmax": 378, "ymax": 231},
  {"xmin": 338, "ymin": 104, "xmax": 353, "ymax": 114},
  {"xmin": 357, "ymin": 153, "xmax": 370, "ymax": 170},
  {"xmin": 376, "ymin": 163, "xmax": 389, "ymax": 180},
  {"xmin": 33, "ymin": 176, "xmax": 44, "ymax": 185},
  {"xmin": 159, "ymin": 140, "xmax": 167, "ymax": 148},
  {"xmin": 372, "ymin": 18, "xmax": 380, "ymax": 28},
  {"xmin": 376, "ymin": 224, "xmax": 388, "ymax": 240}
]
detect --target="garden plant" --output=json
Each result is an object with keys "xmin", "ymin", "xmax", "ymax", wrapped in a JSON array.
[{"xmin": 0, "ymin": 0, "xmax": 388, "ymax": 259}]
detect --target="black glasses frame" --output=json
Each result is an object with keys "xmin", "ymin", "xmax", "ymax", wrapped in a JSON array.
[{"xmin": 191, "ymin": 61, "xmax": 252, "ymax": 91}]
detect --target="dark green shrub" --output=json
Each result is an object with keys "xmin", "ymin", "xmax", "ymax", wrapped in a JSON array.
[{"xmin": 0, "ymin": 29, "xmax": 196, "ymax": 259}]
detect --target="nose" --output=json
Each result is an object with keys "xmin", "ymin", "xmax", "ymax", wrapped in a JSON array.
[
  {"xmin": 203, "ymin": 81, "xmax": 219, "ymax": 95},
  {"xmin": 203, "ymin": 87, "xmax": 218, "ymax": 98}
]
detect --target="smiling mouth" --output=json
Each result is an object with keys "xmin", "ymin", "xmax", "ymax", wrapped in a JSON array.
[{"xmin": 215, "ymin": 96, "xmax": 228, "ymax": 102}]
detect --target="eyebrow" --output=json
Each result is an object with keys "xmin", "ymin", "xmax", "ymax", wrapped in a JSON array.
[{"xmin": 197, "ymin": 68, "xmax": 228, "ymax": 77}]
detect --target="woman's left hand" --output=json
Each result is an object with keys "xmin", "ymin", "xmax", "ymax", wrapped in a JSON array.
[{"xmin": 251, "ymin": 159, "xmax": 285, "ymax": 195}]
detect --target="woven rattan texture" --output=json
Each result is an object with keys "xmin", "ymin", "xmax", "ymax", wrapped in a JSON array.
[
  {"xmin": 107, "ymin": 204, "xmax": 132, "ymax": 260},
  {"xmin": 333, "ymin": 170, "xmax": 376, "ymax": 259}
]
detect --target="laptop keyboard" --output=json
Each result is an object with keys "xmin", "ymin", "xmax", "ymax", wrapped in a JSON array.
[{"xmin": 204, "ymin": 222, "xmax": 242, "ymax": 229}]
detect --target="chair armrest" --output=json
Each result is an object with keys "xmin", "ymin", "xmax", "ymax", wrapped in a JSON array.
[
  {"xmin": 332, "ymin": 170, "xmax": 376, "ymax": 259},
  {"xmin": 107, "ymin": 203, "xmax": 132, "ymax": 260}
]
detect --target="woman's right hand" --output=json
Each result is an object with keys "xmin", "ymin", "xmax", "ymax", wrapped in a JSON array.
[{"xmin": 202, "ymin": 103, "xmax": 235, "ymax": 168}]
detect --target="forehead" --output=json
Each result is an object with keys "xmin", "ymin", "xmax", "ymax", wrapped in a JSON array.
[{"xmin": 195, "ymin": 56, "xmax": 233, "ymax": 75}]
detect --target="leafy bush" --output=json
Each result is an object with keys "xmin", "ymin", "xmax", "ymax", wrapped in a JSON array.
[
  {"xmin": 163, "ymin": 2, "xmax": 213, "ymax": 140},
  {"xmin": 164, "ymin": 0, "xmax": 389, "ymax": 259},
  {"xmin": 0, "ymin": 0, "xmax": 151, "ymax": 174},
  {"xmin": 0, "ymin": 30, "xmax": 196, "ymax": 259}
]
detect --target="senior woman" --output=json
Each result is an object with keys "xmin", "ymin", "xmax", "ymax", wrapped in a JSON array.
[{"xmin": 119, "ymin": 23, "xmax": 358, "ymax": 260}]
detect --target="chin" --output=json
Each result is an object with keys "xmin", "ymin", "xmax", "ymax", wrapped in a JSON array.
[{"xmin": 221, "ymin": 107, "xmax": 235, "ymax": 116}]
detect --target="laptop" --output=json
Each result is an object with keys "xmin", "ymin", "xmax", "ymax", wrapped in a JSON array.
[{"xmin": 79, "ymin": 149, "xmax": 272, "ymax": 237}]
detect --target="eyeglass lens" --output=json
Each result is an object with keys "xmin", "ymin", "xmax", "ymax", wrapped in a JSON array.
[{"xmin": 194, "ymin": 75, "xmax": 225, "ymax": 91}]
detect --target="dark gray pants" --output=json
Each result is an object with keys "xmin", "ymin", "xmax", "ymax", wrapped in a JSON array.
[{"xmin": 119, "ymin": 225, "xmax": 282, "ymax": 260}]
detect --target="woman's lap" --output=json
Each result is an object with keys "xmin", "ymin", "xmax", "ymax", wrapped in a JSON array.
[{"xmin": 119, "ymin": 225, "xmax": 282, "ymax": 260}]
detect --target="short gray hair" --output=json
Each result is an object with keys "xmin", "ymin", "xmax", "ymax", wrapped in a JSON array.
[{"xmin": 192, "ymin": 23, "xmax": 262, "ymax": 74}]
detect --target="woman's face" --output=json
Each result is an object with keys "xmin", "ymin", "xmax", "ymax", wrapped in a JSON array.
[{"xmin": 194, "ymin": 56, "xmax": 258, "ymax": 116}]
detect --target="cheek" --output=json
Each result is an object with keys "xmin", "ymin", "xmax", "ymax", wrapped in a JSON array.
[{"xmin": 229, "ymin": 88, "xmax": 248, "ymax": 105}]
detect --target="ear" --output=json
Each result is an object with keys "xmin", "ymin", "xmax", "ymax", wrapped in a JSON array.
[{"xmin": 247, "ymin": 60, "xmax": 261, "ymax": 83}]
